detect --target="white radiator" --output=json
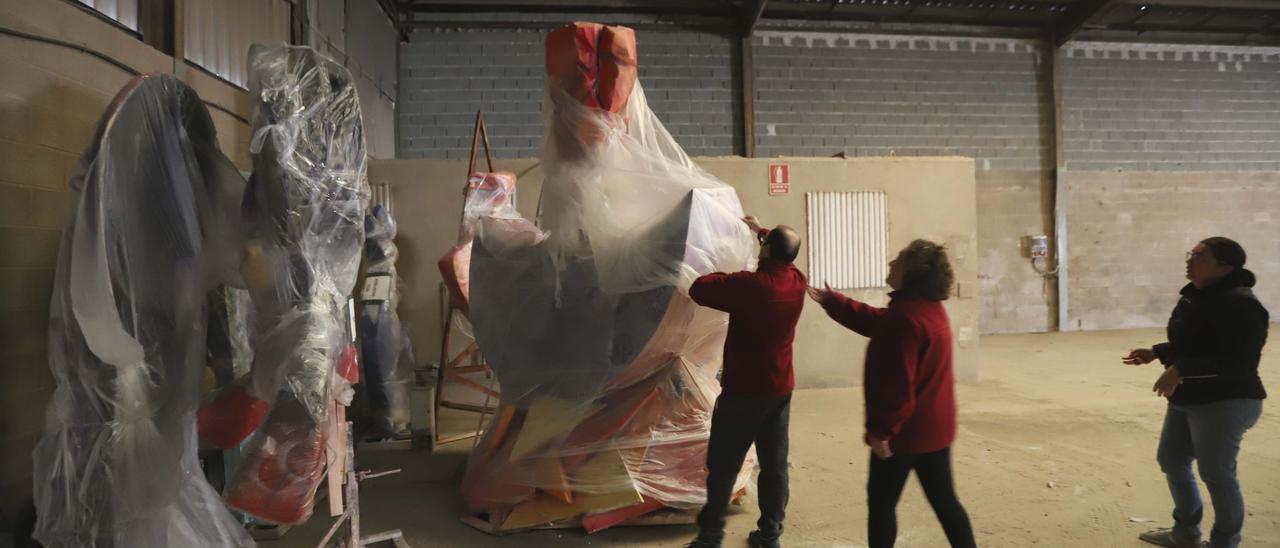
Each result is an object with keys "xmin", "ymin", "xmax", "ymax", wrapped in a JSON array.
[
  {"xmin": 184, "ymin": 0, "xmax": 291, "ymax": 88},
  {"xmin": 370, "ymin": 183, "xmax": 393, "ymax": 213},
  {"xmin": 77, "ymin": 0, "xmax": 139, "ymax": 30},
  {"xmin": 805, "ymin": 191, "xmax": 888, "ymax": 290}
]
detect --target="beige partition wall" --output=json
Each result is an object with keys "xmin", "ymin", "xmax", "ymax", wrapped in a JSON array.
[{"xmin": 368, "ymin": 156, "xmax": 978, "ymax": 388}]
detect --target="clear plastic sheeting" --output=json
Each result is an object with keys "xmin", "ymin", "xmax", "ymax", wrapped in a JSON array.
[
  {"xmin": 358, "ymin": 204, "xmax": 413, "ymax": 439},
  {"xmin": 438, "ymin": 171, "xmax": 526, "ymax": 319},
  {"xmin": 461, "ymin": 22, "xmax": 756, "ymax": 532},
  {"xmin": 32, "ymin": 74, "xmax": 253, "ymax": 548},
  {"xmin": 197, "ymin": 43, "xmax": 369, "ymax": 525}
]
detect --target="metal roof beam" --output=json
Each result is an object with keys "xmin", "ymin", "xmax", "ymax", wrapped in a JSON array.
[
  {"xmin": 1053, "ymin": 0, "xmax": 1123, "ymax": 47},
  {"xmin": 1121, "ymin": 0, "xmax": 1280, "ymax": 10},
  {"xmin": 401, "ymin": 0, "xmax": 732, "ymax": 15},
  {"xmin": 743, "ymin": 0, "xmax": 768, "ymax": 35}
]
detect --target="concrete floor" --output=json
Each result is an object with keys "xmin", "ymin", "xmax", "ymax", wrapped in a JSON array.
[{"xmin": 275, "ymin": 328, "xmax": 1280, "ymax": 547}]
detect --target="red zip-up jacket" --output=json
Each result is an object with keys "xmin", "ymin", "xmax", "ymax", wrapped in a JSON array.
[
  {"xmin": 821, "ymin": 292, "xmax": 957, "ymax": 455},
  {"xmin": 689, "ymin": 258, "xmax": 807, "ymax": 398}
]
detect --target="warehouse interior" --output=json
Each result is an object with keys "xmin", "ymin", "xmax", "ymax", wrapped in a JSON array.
[{"xmin": 1, "ymin": 0, "xmax": 1278, "ymax": 546}]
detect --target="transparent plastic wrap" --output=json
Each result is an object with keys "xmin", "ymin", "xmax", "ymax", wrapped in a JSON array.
[
  {"xmin": 196, "ymin": 43, "xmax": 369, "ymax": 525},
  {"xmin": 359, "ymin": 204, "xmax": 412, "ymax": 438},
  {"xmin": 461, "ymin": 22, "xmax": 756, "ymax": 532},
  {"xmin": 438, "ymin": 171, "xmax": 527, "ymax": 318},
  {"xmin": 32, "ymin": 74, "xmax": 253, "ymax": 548}
]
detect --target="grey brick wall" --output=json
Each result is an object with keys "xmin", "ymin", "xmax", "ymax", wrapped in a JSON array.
[
  {"xmin": 398, "ymin": 26, "xmax": 739, "ymax": 159},
  {"xmin": 399, "ymin": 29, "xmax": 544, "ymax": 160},
  {"xmin": 1062, "ymin": 43, "xmax": 1280, "ymax": 172},
  {"xmin": 636, "ymin": 29, "xmax": 741, "ymax": 156},
  {"xmin": 745, "ymin": 31, "xmax": 1058, "ymax": 333},
  {"xmin": 751, "ymin": 32, "xmax": 1051, "ymax": 171},
  {"xmin": 976, "ymin": 171, "xmax": 1056, "ymax": 334},
  {"xmin": 397, "ymin": 27, "xmax": 1280, "ymax": 336},
  {"xmin": 1067, "ymin": 171, "xmax": 1280, "ymax": 330}
]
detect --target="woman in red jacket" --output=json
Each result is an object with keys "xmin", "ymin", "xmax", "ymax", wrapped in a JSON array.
[{"xmin": 808, "ymin": 239, "xmax": 977, "ymax": 548}]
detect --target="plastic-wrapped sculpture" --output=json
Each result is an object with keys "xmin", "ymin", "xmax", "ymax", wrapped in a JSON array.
[
  {"xmin": 439, "ymin": 171, "xmax": 523, "ymax": 319},
  {"xmin": 460, "ymin": 22, "xmax": 756, "ymax": 532},
  {"xmin": 197, "ymin": 43, "xmax": 369, "ymax": 525},
  {"xmin": 32, "ymin": 74, "xmax": 254, "ymax": 548},
  {"xmin": 359, "ymin": 204, "xmax": 413, "ymax": 439}
]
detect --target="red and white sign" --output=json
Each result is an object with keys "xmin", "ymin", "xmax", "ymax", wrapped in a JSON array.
[{"xmin": 768, "ymin": 163, "xmax": 789, "ymax": 195}]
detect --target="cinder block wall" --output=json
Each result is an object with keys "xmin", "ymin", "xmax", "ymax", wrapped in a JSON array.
[
  {"xmin": 399, "ymin": 27, "xmax": 1057, "ymax": 334},
  {"xmin": 399, "ymin": 24, "xmax": 1280, "ymax": 336},
  {"xmin": 751, "ymin": 32, "xmax": 1056, "ymax": 334},
  {"xmin": 0, "ymin": 0, "xmax": 253, "ymax": 527},
  {"xmin": 1062, "ymin": 43, "xmax": 1280, "ymax": 330},
  {"xmin": 398, "ymin": 27, "xmax": 741, "ymax": 159}
]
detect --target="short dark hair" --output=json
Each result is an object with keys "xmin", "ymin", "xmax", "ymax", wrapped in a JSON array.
[
  {"xmin": 765, "ymin": 226, "xmax": 801, "ymax": 263},
  {"xmin": 898, "ymin": 239, "xmax": 954, "ymax": 301}
]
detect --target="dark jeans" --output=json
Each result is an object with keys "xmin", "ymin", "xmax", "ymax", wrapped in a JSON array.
[
  {"xmin": 695, "ymin": 392, "xmax": 792, "ymax": 543},
  {"xmin": 867, "ymin": 447, "xmax": 977, "ymax": 548},
  {"xmin": 1158, "ymin": 399, "xmax": 1263, "ymax": 548}
]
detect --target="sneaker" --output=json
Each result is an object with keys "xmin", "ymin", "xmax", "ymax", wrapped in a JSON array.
[
  {"xmin": 1138, "ymin": 528, "xmax": 1202, "ymax": 548},
  {"xmin": 683, "ymin": 539, "xmax": 720, "ymax": 548},
  {"xmin": 747, "ymin": 530, "xmax": 781, "ymax": 548}
]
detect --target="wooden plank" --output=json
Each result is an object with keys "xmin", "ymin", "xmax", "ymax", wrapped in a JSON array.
[
  {"xmin": 582, "ymin": 497, "xmax": 664, "ymax": 534},
  {"xmin": 327, "ymin": 405, "xmax": 347, "ymax": 517},
  {"xmin": 560, "ymin": 386, "xmax": 660, "ymax": 469},
  {"xmin": 449, "ymin": 364, "xmax": 491, "ymax": 375},
  {"xmin": 484, "ymin": 405, "xmax": 518, "ymax": 456},
  {"xmin": 619, "ymin": 507, "xmax": 698, "ymax": 527},
  {"xmin": 440, "ymin": 401, "xmax": 500, "ymax": 413},
  {"xmin": 534, "ymin": 457, "xmax": 572, "ymax": 505},
  {"xmin": 501, "ymin": 450, "xmax": 642, "ymax": 531},
  {"xmin": 445, "ymin": 372, "xmax": 501, "ymax": 399},
  {"xmin": 459, "ymin": 513, "xmax": 499, "ymax": 534},
  {"xmin": 446, "ymin": 343, "xmax": 480, "ymax": 369},
  {"xmin": 360, "ymin": 529, "xmax": 406, "ymax": 546},
  {"xmin": 437, "ymin": 431, "xmax": 482, "ymax": 445},
  {"xmin": 509, "ymin": 396, "xmax": 601, "ymax": 460}
]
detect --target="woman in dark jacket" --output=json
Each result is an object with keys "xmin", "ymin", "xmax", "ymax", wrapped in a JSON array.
[
  {"xmin": 808, "ymin": 240, "xmax": 977, "ymax": 548},
  {"xmin": 1124, "ymin": 237, "xmax": 1268, "ymax": 548}
]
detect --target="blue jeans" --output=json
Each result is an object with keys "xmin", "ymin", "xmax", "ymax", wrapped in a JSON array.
[{"xmin": 1158, "ymin": 399, "xmax": 1263, "ymax": 548}]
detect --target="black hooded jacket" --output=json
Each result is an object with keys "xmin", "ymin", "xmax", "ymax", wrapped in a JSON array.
[{"xmin": 1153, "ymin": 269, "xmax": 1269, "ymax": 405}]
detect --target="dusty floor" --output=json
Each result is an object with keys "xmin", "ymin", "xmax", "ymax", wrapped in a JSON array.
[{"xmin": 278, "ymin": 328, "xmax": 1280, "ymax": 547}]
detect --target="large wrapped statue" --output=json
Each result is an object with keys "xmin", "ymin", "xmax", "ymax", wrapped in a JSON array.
[
  {"xmin": 32, "ymin": 74, "xmax": 254, "ymax": 548},
  {"xmin": 359, "ymin": 204, "xmax": 413, "ymax": 439},
  {"xmin": 197, "ymin": 43, "xmax": 369, "ymax": 525},
  {"xmin": 460, "ymin": 22, "xmax": 757, "ymax": 532}
]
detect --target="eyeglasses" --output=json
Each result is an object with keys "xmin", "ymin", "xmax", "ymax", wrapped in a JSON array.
[{"xmin": 1186, "ymin": 251, "xmax": 1223, "ymax": 265}]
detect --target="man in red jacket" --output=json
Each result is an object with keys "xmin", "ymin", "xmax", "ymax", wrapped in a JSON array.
[
  {"xmin": 685, "ymin": 217, "xmax": 806, "ymax": 548},
  {"xmin": 809, "ymin": 239, "xmax": 976, "ymax": 548}
]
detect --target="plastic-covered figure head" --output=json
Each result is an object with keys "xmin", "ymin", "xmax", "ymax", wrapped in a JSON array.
[
  {"xmin": 544, "ymin": 22, "xmax": 638, "ymax": 162},
  {"xmin": 34, "ymin": 74, "xmax": 253, "ymax": 548}
]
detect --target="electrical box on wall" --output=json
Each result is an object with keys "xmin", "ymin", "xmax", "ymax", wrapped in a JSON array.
[
  {"xmin": 1028, "ymin": 235, "xmax": 1050, "ymax": 259},
  {"xmin": 1025, "ymin": 234, "xmax": 1058, "ymax": 277}
]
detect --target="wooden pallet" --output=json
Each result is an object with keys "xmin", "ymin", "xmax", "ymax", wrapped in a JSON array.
[{"xmin": 459, "ymin": 506, "xmax": 698, "ymax": 536}]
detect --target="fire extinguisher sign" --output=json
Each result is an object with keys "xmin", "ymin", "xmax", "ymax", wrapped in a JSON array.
[{"xmin": 768, "ymin": 163, "xmax": 789, "ymax": 195}]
